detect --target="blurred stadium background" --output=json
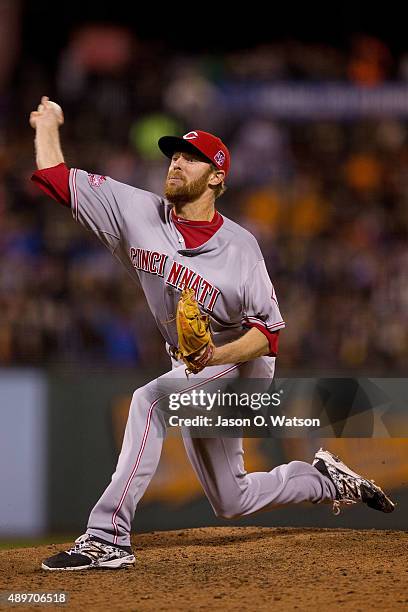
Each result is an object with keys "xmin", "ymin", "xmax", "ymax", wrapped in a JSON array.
[{"xmin": 0, "ymin": 2, "xmax": 407, "ymax": 544}]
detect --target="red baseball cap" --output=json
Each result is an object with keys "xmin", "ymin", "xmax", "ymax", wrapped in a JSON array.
[{"xmin": 158, "ymin": 130, "xmax": 230, "ymax": 177}]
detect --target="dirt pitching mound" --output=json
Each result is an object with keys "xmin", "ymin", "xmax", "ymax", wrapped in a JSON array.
[{"xmin": 1, "ymin": 527, "xmax": 407, "ymax": 611}]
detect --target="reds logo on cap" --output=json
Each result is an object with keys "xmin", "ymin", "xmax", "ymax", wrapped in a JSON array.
[{"xmin": 183, "ymin": 131, "xmax": 199, "ymax": 140}]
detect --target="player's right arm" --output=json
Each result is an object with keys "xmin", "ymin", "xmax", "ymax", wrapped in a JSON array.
[
  {"xmin": 29, "ymin": 96, "xmax": 160, "ymax": 254},
  {"xmin": 29, "ymin": 95, "xmax": 131, "ymax": 253},
  {"xmin": 30, "ymin": 96, "xmax": 65, "ymax": 169},
  {"xmin": 29, "ymin": 96, "xmax": 71, "ymax": 207}
]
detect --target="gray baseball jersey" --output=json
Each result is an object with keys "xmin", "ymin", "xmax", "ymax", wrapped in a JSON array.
[
  {"xmin": 69, "ymin": 168, "xmax": 285, "ymax": 350},
  {"xmin": 65, "ymin": 168, "xmax": 335, "ymax": 547}
]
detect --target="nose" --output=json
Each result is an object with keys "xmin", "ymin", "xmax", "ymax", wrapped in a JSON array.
[{"xmin": 170, "ymin": 154, "xmax": 186, "ymax": 171}]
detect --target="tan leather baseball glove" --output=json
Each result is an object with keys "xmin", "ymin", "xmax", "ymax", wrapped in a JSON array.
[{"xmin": 176, "ymin": 288, "xmax": 215, "ymax": 375}]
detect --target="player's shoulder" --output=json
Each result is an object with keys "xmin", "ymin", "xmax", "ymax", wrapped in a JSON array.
[
  {"xmin": 109, "ymin": 179, "xmax": 163, "ymax": 205},
  {"xmin": 74, "ymin": 169, "xmax": 164, "ymax": 204},
  {"xmin": 104, "ymin": 178, "xmax": 168, "ymax": 222},
  {"xmin": 108, "ymin": 178, "xmax": 168, "ymax": 216},
  {"xmin": 220, "ymin": 214, "xmax": 263, "ymax": 258}
]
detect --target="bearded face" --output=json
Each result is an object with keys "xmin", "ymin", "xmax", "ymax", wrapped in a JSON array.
[{"xmin": 164, "ymin": 165, "xmax": 213, "ymax": 204}]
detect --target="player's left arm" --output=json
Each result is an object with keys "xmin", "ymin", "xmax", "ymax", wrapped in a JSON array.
[
  {"xmin": 208, "ymin": 327, "xmax": 270, "ymax": 365},
  {"xmin": 208, "ymin": 257, "xmax": 285, "ymax": 366}
]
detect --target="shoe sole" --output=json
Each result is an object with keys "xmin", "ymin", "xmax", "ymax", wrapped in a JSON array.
[
  {"xmin": 41, "ymin": 555, "xmax": 136, "ymax": 571},
  {"xmin": 314, "ymin": 449, "xmax": 395, "ymax": 512}
]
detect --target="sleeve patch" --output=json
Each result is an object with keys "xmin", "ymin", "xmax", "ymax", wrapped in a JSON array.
[{"xmin": 88, "ymin": 173, "xmax": 107, "ymax": 188}]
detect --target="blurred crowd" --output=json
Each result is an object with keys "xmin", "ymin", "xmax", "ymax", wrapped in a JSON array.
[{"xmin": 0, "ymin": 19, "xmax": 407, "ymax": 373}]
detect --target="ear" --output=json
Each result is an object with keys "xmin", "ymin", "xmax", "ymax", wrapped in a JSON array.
[{"xmin": 208, "ymin": 169, "xmax": 225, "ymax": 186}]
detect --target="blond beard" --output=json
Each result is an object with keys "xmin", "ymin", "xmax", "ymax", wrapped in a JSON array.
[{"xmin": 164, "ymin": 167, "xmax": 212, "ymax": 204}]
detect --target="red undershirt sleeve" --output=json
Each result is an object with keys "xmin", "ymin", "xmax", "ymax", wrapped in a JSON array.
[
  {"xmin": 242, "ymin": 258, "xmax": 285, "ymax": 357},
  {"xmin": 31, "ymin": 163, "xmax": 71, "ymax": 207}
]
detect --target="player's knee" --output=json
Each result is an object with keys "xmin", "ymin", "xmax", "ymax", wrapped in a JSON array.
[
  {"xmin": 130, "ymin": 386, "xmax": 150, "ymax": 411},
  {"xmin": 131, "ymin": 386, "xmax": 144, "ymax": 403},
  {"xmin": 213, "ymin": 499, "xmax": 243, "ymax": 520},
  {"xmin": 214, "ymin": 509, "xmax": 238, "ymax": 520},
  {"xmin": 130, "ymin": 385, "xmax": 163, "ymax": 417}
]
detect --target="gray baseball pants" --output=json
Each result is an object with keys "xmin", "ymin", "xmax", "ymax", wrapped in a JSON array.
[{"xmin": 86, "ymin": 356, "xmax": 336, "ymax": 546}]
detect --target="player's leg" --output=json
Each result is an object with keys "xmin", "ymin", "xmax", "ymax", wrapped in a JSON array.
[
  {"xmin": 182, "ymin": 433, "xmax": 336, "ymax": 519},
  {"xmin": 86, "ymin": 380, "xmax": 169, "ymax": 547},
  {"xmin": 187, "ymin": 442, "xmax": 392, "ymax": 518},
  {"xmin": 181, "ymin": 358, "xmax": 394, "ymax": 518},
  {"xmin": 181, "ymin": 356, "xmax": 336, "ymax": 518},
  {"xmin": 42, "ymin": 374, "xmax": 170, "ymax": 570},
  {"xmin": 85, "ymin": 360, "xmax": 243, "ymax": 546},
  {"xmin": 42, "ymin": 359, "xmax": 245, "ymax": 569}
]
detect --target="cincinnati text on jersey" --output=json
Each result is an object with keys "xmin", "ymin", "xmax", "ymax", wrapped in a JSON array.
[{"xmin": 130, "ymin": 247, "xmax": 221, "ymax": 312}]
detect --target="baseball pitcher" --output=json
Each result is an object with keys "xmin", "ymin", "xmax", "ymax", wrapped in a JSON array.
[{"xmin": 29, "ymin": 97, "xmax": 394, "ymax": 571}]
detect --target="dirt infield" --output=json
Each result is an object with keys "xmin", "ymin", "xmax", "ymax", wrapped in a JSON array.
[{"xmin": 1, "ymin": 527, "xmax": 407, "ymax": 611}]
